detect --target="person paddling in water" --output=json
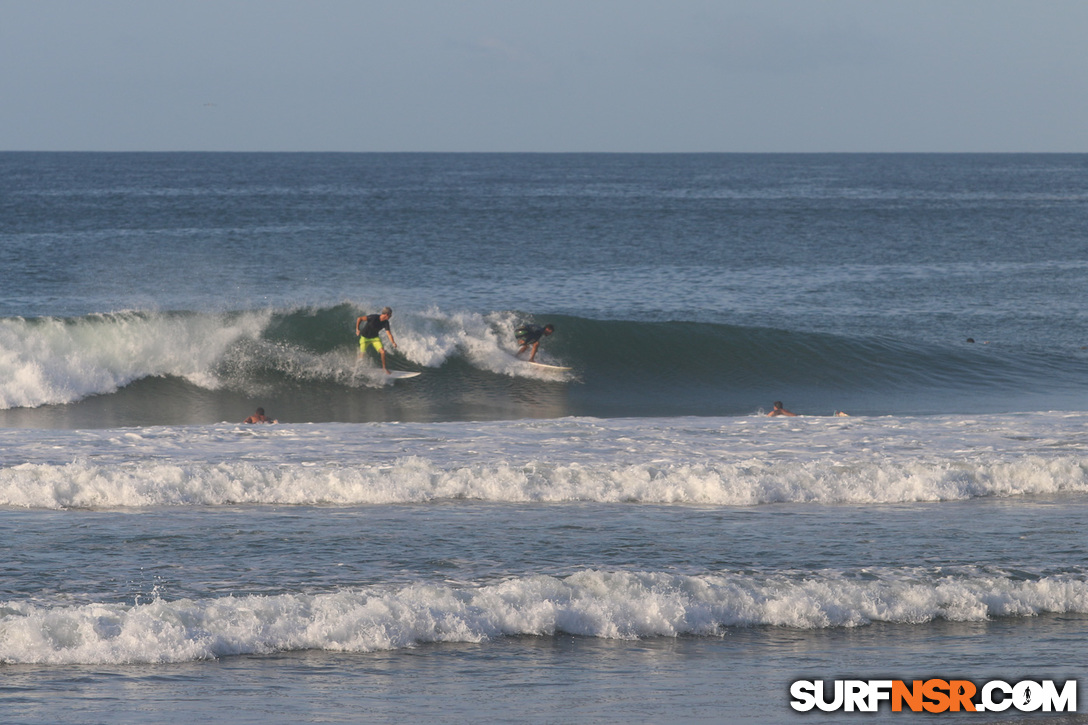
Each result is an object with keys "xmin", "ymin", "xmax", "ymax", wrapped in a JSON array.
[
  {"xmin": 515, "ymin": 323, "xmax": 554, "ymax": 362},
  {"xmin": 244, "ymin": 407, "xmax": 277, "ymax": 424},
  {"xmin": 356, "ymin": 307, "xmax": 398, "ymax": 374},
  {"xmin": 767, "ymin": 401, "xmax": 797, "ymax": 417}
]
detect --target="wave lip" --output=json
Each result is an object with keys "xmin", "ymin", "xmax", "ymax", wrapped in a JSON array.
[
  {"xmin": 0, "ymin": 310, "xmax": 273, "ymax": 409},
  {"xmin": 2, "ymin": 567, "xmax": 1085, "ymax": 665}
]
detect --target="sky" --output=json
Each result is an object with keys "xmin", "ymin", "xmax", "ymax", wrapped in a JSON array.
[{"xmin": 3, "ymin": 0, "xmax": 1088, "ymax": 152}]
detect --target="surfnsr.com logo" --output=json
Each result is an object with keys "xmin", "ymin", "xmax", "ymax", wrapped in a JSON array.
[{"xmin": 790, "ymin": 679, "xmax": 1078, "ymax": 713}]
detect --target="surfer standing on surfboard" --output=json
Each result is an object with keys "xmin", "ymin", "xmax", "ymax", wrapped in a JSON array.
[
  {"xmin": 356, "ymin": 307, "xmax": 398, "ymax": 374},
  {"xmin": 515, "ymin": 323, "xmax": 554, "ymax": 362}
]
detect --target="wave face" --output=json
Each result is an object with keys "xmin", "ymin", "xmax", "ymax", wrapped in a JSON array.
[
  {"xmin": 2, "ymin": 305, "xmax": 1085, "ymax": 427},
  {"xmin": 3, "ymin": 567, "xmax": 1086, "ymax": 665}
]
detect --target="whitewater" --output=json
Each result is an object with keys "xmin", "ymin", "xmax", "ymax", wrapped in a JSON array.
[
  {"xmin": 3, "ymin": 414, "xmax": 1088, "ymax": 509},
  {"xmin": 7, "ymin": 568, "xmax": 1088, "ymax": 666}
]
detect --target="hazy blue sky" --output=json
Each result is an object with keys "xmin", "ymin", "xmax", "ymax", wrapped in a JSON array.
[{"xmin": 4, "ymin": 0, "xmax": 1087, "ymax": 152}]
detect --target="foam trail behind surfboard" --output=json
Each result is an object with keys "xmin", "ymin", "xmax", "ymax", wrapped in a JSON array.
[{"xmin": 525, "ymin": 361, "xmax": 571, "ymax": 372}]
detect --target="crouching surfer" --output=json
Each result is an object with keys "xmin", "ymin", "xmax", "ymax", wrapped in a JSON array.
[
  {"xmin": 356, "ymin": 307, "xmax": 398, "ymax": 374},
  {"xmin": 515, "ymin": 323, "xmax": 554, "ymax": 362}
]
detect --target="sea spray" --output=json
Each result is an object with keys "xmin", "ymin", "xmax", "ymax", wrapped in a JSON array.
[{"xmin": 3, "ymin": 568, "xmax": 1087, "ymax": 665}]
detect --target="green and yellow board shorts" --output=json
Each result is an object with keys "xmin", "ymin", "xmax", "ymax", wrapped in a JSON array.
[{"xmin": 359, "ymin": 336, "xmax": 384, "ymax": 353}]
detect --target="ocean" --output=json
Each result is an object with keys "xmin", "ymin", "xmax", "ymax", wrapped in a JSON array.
[{"xmin": 1, "ymin": 152, "xmax": 1087, "ymax": 723}]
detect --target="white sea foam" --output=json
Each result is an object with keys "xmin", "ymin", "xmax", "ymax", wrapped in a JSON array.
[
  {"xmin": 0, "ymin": 311, "xmax": 272, "ymax": 409},
  {"xmin": 2, "ymin": 454, "xmax": 1088, "ymax": 510},
  {"xmin": 2, "ymin": 414, "xmax": 1087, "ymax": 509},
  {"xmin": 2, "ymin": 568, "xmax": 1086, "ymax": 665}
]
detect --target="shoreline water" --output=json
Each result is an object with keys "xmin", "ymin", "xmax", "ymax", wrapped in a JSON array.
[{"xmin": 4, "ymin": 620, "xmax": 1086, "ymax": 724}]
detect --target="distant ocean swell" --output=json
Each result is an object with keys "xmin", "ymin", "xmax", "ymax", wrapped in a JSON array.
[
  {"xmin": 3, "ymin": 568, "xmax": 1086, "ymax": 665},
  {"xmin": 3, "ymin": 455, "xmax": 1087, "ymax": 509},
  {"xmin": 2, "ymin": 305, "xmax": 1084, "ymax": 415}
]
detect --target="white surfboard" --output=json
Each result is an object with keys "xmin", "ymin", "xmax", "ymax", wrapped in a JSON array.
[
  {"xmin": 352, "ymin": 363, "xmax": 420, "ymax": 384},
  {"xmin": 506, "ymin": 352, "xmax": 571, "ymax": 373},
  {"xmin": 525, "ymin": 360, "xmax": 572, "ymax": 372}
]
